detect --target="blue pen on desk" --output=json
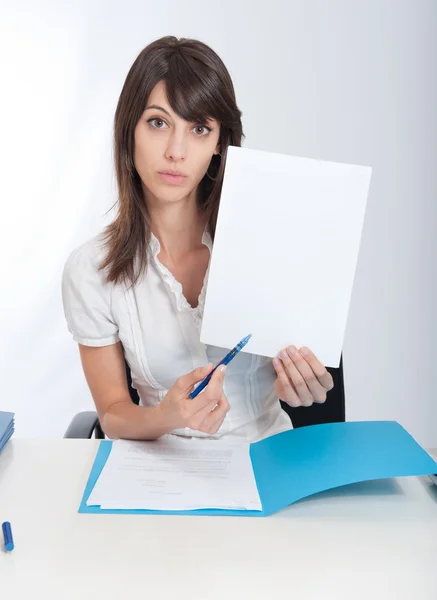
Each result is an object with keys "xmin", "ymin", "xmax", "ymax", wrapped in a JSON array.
[
  {"xmin": 189, "ymin": 334, "xmax": 252, "ymax": 399},
  {"xmin": 2, "ymin": 521, "xmax": 14, "ymax": 552}
]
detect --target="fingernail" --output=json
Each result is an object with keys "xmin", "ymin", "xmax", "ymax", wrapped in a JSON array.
[
  {"xmin": 273, "ymin": 358, "xmax": 280, "ymax": 366},
  {"xmin": 300, "ymin": 347, "xmax": 309, "ymax": 356},
  {"xmin": 281, "ymin": 350, "xmax": 288, "ymax": 359},
  {"xmin": 220, "ymin": 365, "xmax": 227, "ymax": 373},
  {"xmin": 288, "ymin": 346, "xmax": 297, "ymax": 355}
]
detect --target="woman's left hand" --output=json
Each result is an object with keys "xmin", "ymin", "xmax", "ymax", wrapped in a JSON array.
[{"xmin": 273, "ymin": 346, "xmax": 334, "ymax": 407}]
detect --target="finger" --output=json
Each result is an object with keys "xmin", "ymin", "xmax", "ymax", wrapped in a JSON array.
[
  {"xmin": 278, "ymin": 349, "xmax": 313, "ymax": 406},
  {"xmin": 200, "ymin": 364, "xmax": 226, "ymax": 405},
  {"xmin": 272, "ymin": 357, "xmax": 302, "ymax": 407},
  {"xmin": 176, "ymin": 364, "xmax": 213, "ymax": 396},
  {"xmin": 189, "ymin": 365, "xmax": 227, "ymax": 419},
  {"xmin": 199, "ymin": 394, "xmax": 230, "ymax": 434},
  {"xmin": 189, "ymin": 393, "xmax": 229, "ymax": 432},
  {"xmin": 286, "ymin": 346, "xmax": 328, "ymax": 403},
  {"xmin": 190, "ymin": 388, "xmax": 220, "ymax": 414},
  {"xmin": 274, "ymin": 376, "xmax": 285, "ymax": 400},
  {"xmin": 298, "ymin": 347, "xmax": 334, "ymax": 392},
  {"xmin": 202, "ymin": 393, "xmax": 230, "ymax": 433}
]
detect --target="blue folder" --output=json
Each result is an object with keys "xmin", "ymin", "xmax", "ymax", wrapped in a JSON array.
[
  {"xmin": 79, "ymin": 420, "xmax": 437, "ymax": 517},
  {"xmin": 0, "ymin": 411, "xmax": 15, "ymax": 454}
]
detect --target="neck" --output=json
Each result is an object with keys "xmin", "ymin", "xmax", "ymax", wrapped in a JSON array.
[{"xmin": 147, "ymin": 190, "xmax": 206, "ymax": 261}]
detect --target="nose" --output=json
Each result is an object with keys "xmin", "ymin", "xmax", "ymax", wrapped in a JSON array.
[{"xmin": 165, "ymin": 131, "xmax": 187, "ymax": 163}]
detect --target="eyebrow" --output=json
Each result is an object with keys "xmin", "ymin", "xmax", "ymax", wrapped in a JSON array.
[
  {"xmin": 144, "ymin": 104, "xmax": 172, "ymax": 117},
  {"xmin": 144, "ymin": 104, "xmax": 215, "ymax": 125}
]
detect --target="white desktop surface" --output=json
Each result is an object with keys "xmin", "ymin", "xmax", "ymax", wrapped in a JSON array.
[{"xmin": 0, "ymin": 439, "xmax": 436, "ymax": 600}]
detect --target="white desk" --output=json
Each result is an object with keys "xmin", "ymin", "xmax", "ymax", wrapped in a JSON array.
[{"xmin": 0, "ymin": 440, "xmax": 436, "ymax": 600}]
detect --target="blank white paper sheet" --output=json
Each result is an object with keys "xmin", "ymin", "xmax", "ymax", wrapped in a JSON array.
[{"xmin": 200, "ymin": 146, "xmax": 372, "ymax": 367}]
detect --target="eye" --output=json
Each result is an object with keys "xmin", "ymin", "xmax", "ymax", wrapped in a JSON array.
[
  {"xmin": 147, "ymin": 118, "xmax": 213, "ymax": 136},
  {"xmin": 192, "ymin": 124, "xmax": 212, "ymax": 136},
  {"xmin": 147, "ymin": 118, "xmax": 169, "ymax": 129}
]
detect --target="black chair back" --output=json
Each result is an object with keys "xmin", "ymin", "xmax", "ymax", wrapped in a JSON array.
[{"xmin": 125, "ymin": 359, "xmax": 140, "ymax": 405}]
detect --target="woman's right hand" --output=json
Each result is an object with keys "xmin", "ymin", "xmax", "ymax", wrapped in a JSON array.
[{"xmin": 158, "ymin": 364, "xmax": 230, "ymax": 434}]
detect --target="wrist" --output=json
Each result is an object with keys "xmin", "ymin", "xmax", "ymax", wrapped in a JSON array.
[{"xmin": 151, "ymin": 402, "xmax": 177, "ymax": 435}]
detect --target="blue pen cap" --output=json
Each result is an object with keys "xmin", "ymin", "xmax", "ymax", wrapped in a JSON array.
[{"xmin": 2, "ymin": 521, "xmax": 14, "ymax": 552}]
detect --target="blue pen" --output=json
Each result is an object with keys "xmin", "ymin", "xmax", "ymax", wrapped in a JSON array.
[
  {"xmin": 2, "ymin": 521, "xmax": 14, "ymax": 552},
  {"xmin": 189, "ymin": 334, "xmax": 252, "ymax": 399}
]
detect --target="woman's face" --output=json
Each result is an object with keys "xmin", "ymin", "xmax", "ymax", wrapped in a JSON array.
[{"xmin": 133, "ymin": 80, "xmax": 220, "ymax": 205}]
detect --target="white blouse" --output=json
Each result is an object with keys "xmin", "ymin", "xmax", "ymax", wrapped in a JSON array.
[{"xmin": 61, "ymin": 229, "xmax": 293, "ymax": 443}]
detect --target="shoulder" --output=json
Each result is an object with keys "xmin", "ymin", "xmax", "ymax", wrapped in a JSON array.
[
  {"xmin": 63, "ymin": 232, "xmax": 109, "ymax": 281},
  {"xmin": 61, "ymin": 232, "xmax": 118, "ymax": 303},
  {"xmin": 61, "ymin": 232, "xmax": 121, "ymax": 345}
]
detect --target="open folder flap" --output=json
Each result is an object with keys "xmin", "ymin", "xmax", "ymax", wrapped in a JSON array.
[
  {"xmin": 250, "ymin": 420, "xmax": 437, "ymax": 516},
  {"xmin": 79, "ymin": 421, "xmax": 437, "ymax": 517}
]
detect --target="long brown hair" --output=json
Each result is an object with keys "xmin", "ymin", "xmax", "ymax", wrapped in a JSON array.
[{"xmin": 99, "ymin": 36, "xmax": 244, "ymax": 287}]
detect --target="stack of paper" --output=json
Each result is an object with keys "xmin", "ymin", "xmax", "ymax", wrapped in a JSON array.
[
  {"xmin": 87, "ymin": 435, "xmax": 262, "ymax": 511},
  {"xmin": 0, "ymin": 411, "xmax": 15, "ymax": 454}
]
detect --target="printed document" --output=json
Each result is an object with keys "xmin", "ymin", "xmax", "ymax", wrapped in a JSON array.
[{"xmin": 87, "ymin": 435, "xmax": 262, "ymax": 511}]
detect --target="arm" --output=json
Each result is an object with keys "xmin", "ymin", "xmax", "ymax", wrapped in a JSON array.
[
  {"xmin": 78, "ymin": 342, "xmax": 230, "ymax": 440},
  {"xmin": 78, "ymin": 342, "xmax": 170, "ymax": 440}
]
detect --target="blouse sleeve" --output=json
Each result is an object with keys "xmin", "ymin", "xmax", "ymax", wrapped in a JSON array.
[{"xmin": 61, "ymin": 240, "xmax": 120, "ymax": 347}]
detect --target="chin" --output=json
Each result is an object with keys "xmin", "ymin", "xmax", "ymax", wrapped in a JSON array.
[
  {"xmin": 152, "ymin": 182, "xmax": 197, "ymax": 204},
  {"xmin": 154, "ymin": 188, "xmax": 192, "ymax": 204},
  {"xmin": 141, "ymin": 175, "xmax": 198, "ymax": 205}
]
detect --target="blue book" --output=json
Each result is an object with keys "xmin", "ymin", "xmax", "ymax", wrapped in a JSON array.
[
  {"xmin": 0, "ymin": 411, "xmax": 15, "ymax": 454},
  {"xmin": 79, "ymin": 420, "xmax": 437, "ymax": 517}
]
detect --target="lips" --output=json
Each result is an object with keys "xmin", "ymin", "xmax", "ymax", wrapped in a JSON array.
[
  {"xmin": 160, "ymin": 170, "xmax": 186, "ymax": 177},
  {"xmin": 158, "ymin": 171, "xmax": 187, "ymax": 185}
]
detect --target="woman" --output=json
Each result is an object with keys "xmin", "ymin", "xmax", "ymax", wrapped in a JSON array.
[{"xmin": 62, "ymin": 36, "xmax": 334, "ymax": 443}]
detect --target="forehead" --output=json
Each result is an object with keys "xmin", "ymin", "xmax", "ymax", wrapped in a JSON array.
[
  {"xmin": 147, "ymin": 80, "xmax": 169, "ymax": 105},
  {"xmin": 145, "ymin": 80, "xmax": 217, "ymax": 125}
]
